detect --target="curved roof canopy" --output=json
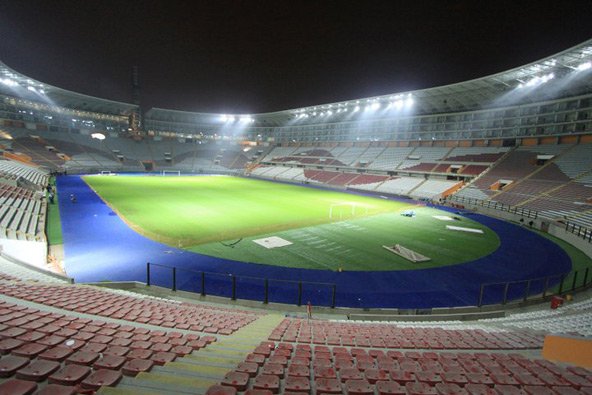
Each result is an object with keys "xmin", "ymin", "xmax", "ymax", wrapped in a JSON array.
[
  {"xmin": 146, "ymin": 38, "xmax": 592, "ymax": 127},
  {"xmin": 3, "ymin": 38, "xmax": 592, "ymax": 128},
  {"xmin": 0, "ymin": 61, "xmax": 138, "ymax": 116}
]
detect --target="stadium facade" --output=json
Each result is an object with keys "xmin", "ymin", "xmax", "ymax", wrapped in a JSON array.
[{"xmin": 1, "ymin": 39, "xmax": 591, "ymax": 146}]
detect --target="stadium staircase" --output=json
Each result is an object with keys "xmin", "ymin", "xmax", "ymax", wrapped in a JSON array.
[{"xmin": 98, "ymin": 314, "xmax": 285, "ymax": 395}]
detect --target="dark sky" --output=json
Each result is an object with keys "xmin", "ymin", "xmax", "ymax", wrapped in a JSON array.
[{"xmin": 1, "ymin": 0, "xmax": 591, "ymax": 114}]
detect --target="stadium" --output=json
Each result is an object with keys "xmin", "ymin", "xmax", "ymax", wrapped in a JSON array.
[{"xmin": 0, "ymin": 11, "xmax": 592, "ymax": 394}]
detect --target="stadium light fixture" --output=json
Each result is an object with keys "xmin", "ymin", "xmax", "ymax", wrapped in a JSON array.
[
  {"xmin": 0, "ymin": 78, "xmax": 18, "ymax": 87},
  {"xmin": 219, "ymin": 114, "xmax": 228, "ymax": 122},
  {"xmin": 576, "ymin": 62, "xmax": 591, "ymax": 71},
  {"xmin": 353, "ymin": 106, "xmax": 360, "ymax": 113},
  {"xmin": 405, "ymin": 96, "xmax": 414, "ymax": 107},
  {"xmin": 91, "ymin": 133, "xmax": 106, "ymax": 140}
]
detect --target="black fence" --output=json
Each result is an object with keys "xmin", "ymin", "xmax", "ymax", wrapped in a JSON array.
[
  {"xmin": 146, "ymin": 262, "xmax": 337, "ymax": 308},
  {"xmin": 449, "ymin": 196, "xmax": 592, "ymax": 244},
  {"xmin": 565, "ymin": 222, "xmax": 592, "ymax": 243},
  {"xmin": 448, "ymin": 195, "xmax": 538, "ymax": 219},
  {"xmin": 477, "ymin": 268, "xmax": 591, "ymax": 307}
]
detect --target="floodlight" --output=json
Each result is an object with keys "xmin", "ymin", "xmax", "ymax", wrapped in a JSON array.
[
  {"xmin": 220, "ymin": 114, "xmax": 228, "ymax": 122},
  {"xmin": 353, "ymin": 106, "xmax": 360, "ymax": 112},
  {"xmin": 577, "ymin": 62, "xmax": 591, "ymax": 71},
  {"xmin": 0, "ymin": 78, "xmax": 17, "ymax": 87},
  {"xmin": 91, "ymin": 133, "xmax": 106, "ymax": 140},
  {"xmin": 406, "ymin": 97, "xmax": 414, "ymax": 107},
  {"xmin": 27, "ymin": 86, "xmax": 36, "ymax": 92},
  {"xmin": 371, "ymin": 102, "xmax": 380, "ymax": 110}
]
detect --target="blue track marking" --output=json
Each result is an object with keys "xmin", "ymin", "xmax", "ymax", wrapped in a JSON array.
[{"xmin": 58, "ymin": 175, "xmax": 571, "ymax": 309}]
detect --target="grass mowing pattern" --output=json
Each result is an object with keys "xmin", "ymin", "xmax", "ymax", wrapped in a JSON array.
[
  {"xmin": 46, "ymin": 178, "xmax": 63, "ymax": 245},
  {"xmin": 191, "ymin": 207, "xmax": 500, "ymax": 271},
  {"xmin": 84, "ymin": 175, "xmax": 501, "ymax": 271}
]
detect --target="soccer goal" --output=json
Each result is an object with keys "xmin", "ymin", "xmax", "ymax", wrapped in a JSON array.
[
  {"xmin": 99, "ymin": 170, "xmax": 115, "ymax": 176},
  {"xmin": 161, "ymin": 170, "xmax": 181, "ymax": 176},
  {"xmin": 329, "ymin": 202, "xmax": 369, "ymax": 220}
]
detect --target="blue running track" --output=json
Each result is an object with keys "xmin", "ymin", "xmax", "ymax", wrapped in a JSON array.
[{"xmin": 57, "ymin": 175, "xmax": 571, "ymax": 309}]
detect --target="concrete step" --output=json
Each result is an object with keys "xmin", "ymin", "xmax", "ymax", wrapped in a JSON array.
[{"xmin": 98, "ymin": 313, "xmax": 286, "ymax": 394}]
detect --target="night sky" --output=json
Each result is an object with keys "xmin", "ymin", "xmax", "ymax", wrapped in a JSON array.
[{"xmin": 1, "ymin": 1, "xmax": 591, "ymax": 114}]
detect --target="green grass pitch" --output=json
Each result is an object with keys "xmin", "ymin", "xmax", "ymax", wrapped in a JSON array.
[{"xmin": 83, "ymin": 175, "xmax": 501, "ymax": 271}]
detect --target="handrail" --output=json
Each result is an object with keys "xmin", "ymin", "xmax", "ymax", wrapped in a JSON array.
[
  {"xmin": 448, "ymin": 195, "xmax": 592, "ymax": 243},
  {"xmin": 477, "ymin": 268, "xmax": 591, "ymax": 307},
  {"xmin": 146, "ymin": 262, "xmax": 337, "ymax": 308}
]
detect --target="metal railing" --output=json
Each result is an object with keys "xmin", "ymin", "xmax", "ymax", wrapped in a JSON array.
[
  {"xmin": 146, "ymin": 262, "xmax": 337, "ymax": 308},
  {"xmin": 477, "ymin": 268, "xmax": 591, "ymax": 307},
  {"xmin": 565, "ymin": 221, "xmax": 592, "ymax": 243},
  {"xmin": 449, "ymin": 195, "xmax": 592, "ymax": 243},
  {"xmin": 448, "ymin": 195, "xmax": 539, "ymax": 219}
]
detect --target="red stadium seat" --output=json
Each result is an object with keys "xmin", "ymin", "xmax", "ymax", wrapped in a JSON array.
[
  {"xmin": 93, "ymin": 354, "xmax": 127, "ymax": 370},
  {"xmin": 340, "ymin": 367, "xmax": 363, "ymax": 382},
  {"xmin": 81, "ymin": 369, "xmax": 122, "ymax": 390},
  {"xmin": 406, "ymin": 382, "xmax": 437, "ymax": 395},
  {"xmin": 122, "ymin": 358, "xmax": 154, "ymax": 376},
  {"xmin": 253, "ymin": 374, "xmax": 280, "ymax": 394},
  {"xmin": 65, "ymin": 350, "xmax": 100, "ymax": 366},
  {"xmin": 48, "ymin": 364, "xmax": 91, "ymax": 385},
  {"xmin": 494, "ymin": 385, "xmax": 523, "ymax": 395},
  {"xmin": 523, "ymin": 386, "xmax": 557, "ymax": 395},
  {"xmin": 376, "ymin": 380, "xmax": 406, "ymax": 395},
  {"xmin": 434, "ymin": 383, "xmax": 468, "ymax": 395},
  {"xmin": 0, "ymin": 355, "xmax": 29, "ymax": 377},
  {"xmin": 0, "ymin": 378, "xmax": 37, "ymax": 395},
  {"xmin": 206, "ymin": 385, "xmax": 237, "ymax": 395},
  {"xmin": 315, "ymin": 377, "xmax": 343, "ymax": 394},
  {"xmin": 284, "ymin": 375, "xmax": 311, "ymax": 393},
  {"xmin": 261, "ymin": 362, "xmax": 284, "ymax": 378},
  {"xmin": 345, "ymin": 379, "xmax": 374, "ymax": 395},
  {"xmin": 464, "ymin": 384, "xmax": 497, "ymax": 395},
  {"xmin": 221, "ymin": 371, "xmax": 250, "ymax": 391},
  {"xmin": 35, "ymin": 384, "xmax": 77, "ymax": 395}
]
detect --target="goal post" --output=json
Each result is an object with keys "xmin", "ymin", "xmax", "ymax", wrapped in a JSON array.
[
  {"xmin": 99, "ymin": 170, "xmax": 115, "ymax": 176},
  {"xmin": 161, "ymin": 170, "xmax": 181, "ymax": 176},
  {"xmin": 329, "ymin": 202, "xmax": 369, "ymax": 220}
]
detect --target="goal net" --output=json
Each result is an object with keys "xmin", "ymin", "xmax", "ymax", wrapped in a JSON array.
[
  {"xmin": 329, "ymin": 202, "xmax": 370, "ymax": 220},
  {"xmin": 99, "ymin": 170, "xmax": 115, "ymax": 176},
  {"xmin": 161, "ymin": 170, "xmax": 181, "ymax": 176}
]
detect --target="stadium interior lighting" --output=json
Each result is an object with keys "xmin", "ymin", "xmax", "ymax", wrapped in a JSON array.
[
  {"xmin": 353, "ymin": 106, "xmax": 360, "ymax": 113},
  {"xmin": 219, "ymin": 114, "xmax": 228, "ymax": 122},
  {"xmin": 91, "ymin": 133, "xmax": 106, "ymax": 140},
  {"xmin": 517, "ymin": 72, "xmax": 554, "ymax": 89},
  {"xmin": 0, "ymin": 78, "xmax": 18, "ymax": 87},
  {"xmin": 406, "ymin": 96, "xmax": 414, "ymax": 107},
  {"xmin": 576, "ymin": 61, "xmax": 592, "ymax": 71}
]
